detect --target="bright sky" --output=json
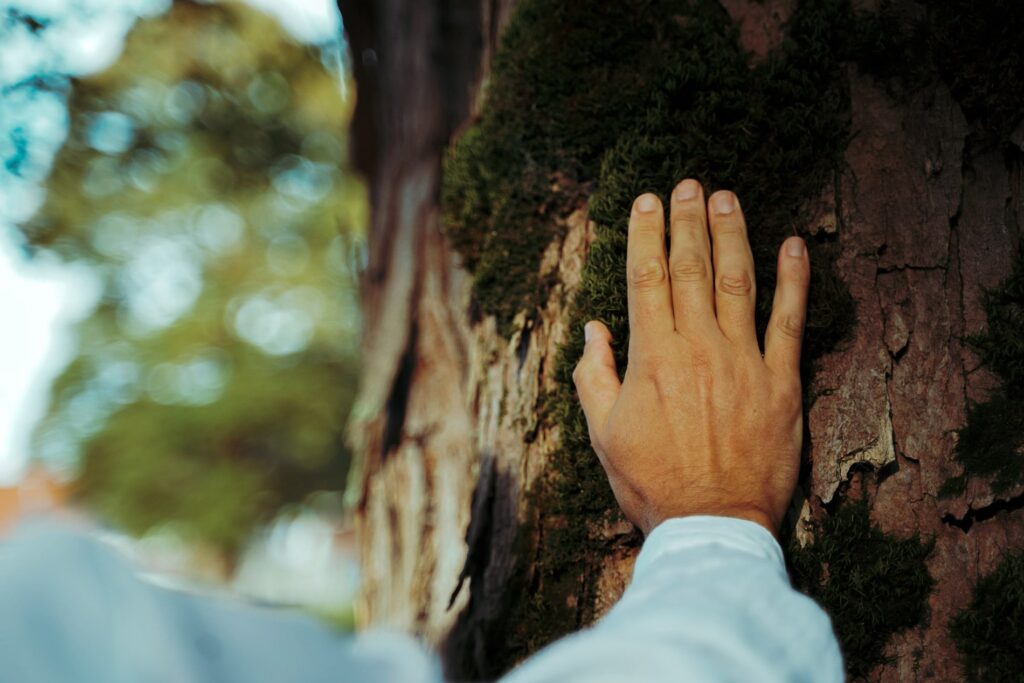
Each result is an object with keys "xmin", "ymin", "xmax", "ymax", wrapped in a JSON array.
[
  {"xmin": 0, "ymin": 246, "xmax": 98, "ymax": 483},
  {"xmin": 0, "ymin": 0, "xmax": 344, "ymax": 484}
]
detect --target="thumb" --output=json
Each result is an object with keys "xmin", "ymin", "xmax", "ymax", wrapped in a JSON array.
[{"xmin": 572, "ymin": 321, "xmax": 621, "ymax": 440}]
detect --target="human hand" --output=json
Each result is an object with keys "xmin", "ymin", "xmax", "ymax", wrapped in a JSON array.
[{"xmin": 572, "ymin": 179, "xmax": 809, "ymax": 536}]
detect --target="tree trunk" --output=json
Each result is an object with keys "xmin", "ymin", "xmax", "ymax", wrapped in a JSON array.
[{"xmin": 339, "ymin": 1, "xmax": 1024, "ymax": 680}]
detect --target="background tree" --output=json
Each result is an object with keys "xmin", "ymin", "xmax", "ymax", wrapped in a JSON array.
[
  {"xmin": 342, "ymin": 0, "xmax": 1024, "ymax": 680},
  {"xmin": 16, "ymin": 0, "xmax": 365, "ymax": 563}
]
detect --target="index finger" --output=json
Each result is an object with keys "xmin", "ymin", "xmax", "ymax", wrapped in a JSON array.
[{"xmin": 626, "ymin": 193, "xmax": 673, "ymax": 355}]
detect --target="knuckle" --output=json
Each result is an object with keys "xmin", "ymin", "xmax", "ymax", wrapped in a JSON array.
[
  {"xmin": 778, "ymin": 380, "xmax": 803, "ymax": 414},
  {"xmin": 599, "ymin": 430, "xmax": 627, "ymax": 458},
  {"xmin": 788, "ymin": 379, "xmax": 804, "ymax": 403},
  {"xmin": 670, "ymin": 258, "xmax": 708, "ymax": 282},
  {"xmin": 717, "ymin": 271, "xmax": 753, "ymax": 296},
  {"xmin": 629, "ymin": 259, "xmax": 666, "ymax": 288},
  {"xmin": 774, "ymin": 313, "xmax": 805, "ymax": 340},
  {"xmin": 690, "ymin": 353, "xmax": 716, "ymax": 389},
  {"xmin": 671, "ymin": 215, "xmax": 704, "ymax": 233},
  {"xmin": 688, "ymin": 347, "xmax": 712, "ymax": 372},
  {"xmin": 639, "ymin": 352, "xmax": 669, "ymax": 376},
  {"xmin": 626, "ymin": 348, "xmax": 662, "ymax": 378},
  {"xmin": 712, "ymin": 218, "xmax": 745, "ymax": 237},
  {"xmin": 630, "ymin": 220, "xmax": 663, "ymax": 236}
]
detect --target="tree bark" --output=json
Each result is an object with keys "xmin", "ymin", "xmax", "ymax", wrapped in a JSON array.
[
  {"xmin": 339, "ymin": 1, "xmax": 1024, "ymax": 680},
  {"xmin": 336, "ymin": 0, "xmax": 528, "ymax": 660}
]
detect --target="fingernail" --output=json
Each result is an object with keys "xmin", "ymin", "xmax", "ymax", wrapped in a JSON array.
[
  {"xmin": 584, "ymin": 322, "xmax": 594, "ymax": 342},
  {"xmin": 712, "ymin": 192, "xmax": 736, "ymax": 214},
  {"xmin": 636, "ymin": 194, "xmax": 658, "ymax": 213},
  {"xmin": 675, "ymin": 179, "xmax": 699, "ymax": 201},
  {"xmin": 786, "ymin": 237, "xmax": 806, "ymax": 258}
]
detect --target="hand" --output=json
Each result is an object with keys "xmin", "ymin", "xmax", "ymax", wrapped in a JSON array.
[{"xmin": 572, "ymin": 179, "xmax": 809, "ymax": 536}]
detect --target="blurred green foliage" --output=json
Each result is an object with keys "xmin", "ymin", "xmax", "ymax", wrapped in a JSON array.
[{"xmin": 18, "ymin": 1, "xmax": 365, "ymax": 559}]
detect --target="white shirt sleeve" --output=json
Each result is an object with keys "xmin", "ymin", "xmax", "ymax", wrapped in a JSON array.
[
  {"xmin": 0, "ymin": 521, "xmax": 439, "ymax": 683},
  {"xmin": 502, "ymin": 516, "xmax": 844, "ymax": 683},
  {"xmin": 0, "ymin": 517, "xmax": 841, "ymax": 682}
]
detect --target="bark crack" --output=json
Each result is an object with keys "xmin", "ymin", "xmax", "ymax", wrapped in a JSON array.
[
  {"xmin": 381, "ymin": 317, "xmax": 420, "ymax": 461},
  {"xmin": 950, "ymin": 148, "xmax": 969, "ymax": 415},
  {"xmin": 875, "ymin": 263, "xmax": 947, "ymax": 274},
  {"xmin": 875, "ymin": 250, "xmax": 902, "ymax": 466},
  {"xmin": 448, "ymin": 453, "xmax": 496, "ymax": 609},
  {"xmin": 942, "ymin": 491, "xmax": 1024, "ymax": 532}
]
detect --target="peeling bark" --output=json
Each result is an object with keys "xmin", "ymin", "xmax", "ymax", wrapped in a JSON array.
[{"xmin": 809, "ymin": 69, "xmax": 1024, "ymax": 682}]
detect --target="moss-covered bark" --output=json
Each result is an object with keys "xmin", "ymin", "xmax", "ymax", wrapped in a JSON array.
[
  {"xmin": 441, "ymin": 0, "xmax": 929, "ymax": 675},
  {"xmin": 789, "ymin": 502, "xmax": 935, "ymax": 680},
  {"xmin": 942, "ymin": 246, "xmax": 1024, "ymax": 497},
  {"xmin": 951, "ymin": 551, "xmax": 1024, "ymax": 683},
  {"xmin": 353, "ymin": 0, "xmax": 1024, "ymax": 677}
]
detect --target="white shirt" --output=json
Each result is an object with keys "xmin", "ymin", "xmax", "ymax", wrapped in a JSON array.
[
  {"xmin": 504, "ymin": 516, "xmax": 843, "ymax": 682},
  {"xmin": 0, "ymin": 517, "xmax": 842, "ymax": 682}
]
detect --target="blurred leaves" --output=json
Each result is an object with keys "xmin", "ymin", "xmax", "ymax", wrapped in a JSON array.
[{"xmin": 17, "ymin": 1, "xmax": 364, "ymax": 559}]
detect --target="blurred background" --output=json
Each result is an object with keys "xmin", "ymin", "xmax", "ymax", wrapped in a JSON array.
[{"xmin": 0, "ymin": 0, "xmax": 363, "ymax": 625}]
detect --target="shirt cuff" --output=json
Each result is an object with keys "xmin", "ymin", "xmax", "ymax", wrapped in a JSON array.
[{"xmin": 633, "ymin": 515, "xmax": 787, "ymax": 582}]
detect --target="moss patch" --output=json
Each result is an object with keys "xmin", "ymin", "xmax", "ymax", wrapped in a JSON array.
[
  {"xmin": 941, "ymin": 395, "xmax": 1024, "ymax": 498},
  {"xmin": 441, "ymin": 2, "xmax": 684, "ymax": 332},
  {"xmin": 969, "ymin": 245, "xmax": 1024, "ymax": 396},
  {"xmin": 942, "ymin": 246, "xmax": 1024, "ymax": 497},
  {"xmin": 929, "ymin": 0, "xmax": 1024, "ymax": 142},
  {"xmin": 839, "ymin": 0, "xmax": 1024, "ymax": 143},
  {"xmin": 951, "ymin": 551, "xmax": 1024, "ymax": 683},
  {"xmin": 443, "ymin": 0, "xmax": 863, "ymax": 346},
  {"xmin": 789, "ymin": 501, "xmax": 935, "ymax": 680}
]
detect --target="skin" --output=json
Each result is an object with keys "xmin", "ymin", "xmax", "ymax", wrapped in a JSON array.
[{"xmin": 572, "ymin": 179, "xmax": 809, "ymax": 537}]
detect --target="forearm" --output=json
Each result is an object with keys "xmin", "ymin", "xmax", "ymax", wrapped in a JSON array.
[{"xmin": 502, "ymin": 516, "xmax": 843, "ymax": 683}]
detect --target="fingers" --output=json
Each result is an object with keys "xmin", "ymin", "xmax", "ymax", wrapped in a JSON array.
[
  {"xmin": 669, "ymin": 179, "xmax": 715, "ymax": 335},
  {"xmin": 708, "ymin": 190, "xmax": 757, "ymax": 348},
  {"xmin": 626, "ymin": 193, "xmax": 673, "ymax": 354},
  {"xmin": 573, "ymin": 320, "xmax": 621, "ymax": 441},
  {"xmin": 764, "ymin": 236, "xmax": 810, "ymax": 377}
]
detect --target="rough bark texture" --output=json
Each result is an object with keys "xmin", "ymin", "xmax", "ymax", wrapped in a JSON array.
[
  {"xmin": 802, "ymin": 71, "xmax": 1024, "ymax": 680},
  {"xmin": 336, "ymin": 0, "xmax": 525, "ymax": 650},
  {"xmin": 341, "ymin": 0, "xmax": 1024, "ymax": 680}
]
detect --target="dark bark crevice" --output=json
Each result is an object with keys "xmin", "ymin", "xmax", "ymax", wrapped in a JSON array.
[
  {"xmin": 942, "ymin": 493, "xmax": 1024, "ymax": 532},
  {"xmin": 381, "ymin": 317, "xmax": 418, "ymax": 460}
]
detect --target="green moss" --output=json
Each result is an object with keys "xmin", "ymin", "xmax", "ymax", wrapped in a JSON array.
[
  {"xmin": 938, "ymin": 472, "xmax": 968, "ymax": 499},
  {"xmin": 942, "ymin": 246, "xmax": 1024, "ymax": 496},
  {"xmin": 442, "ymin": 1, "xmax": 693, "ymax": 333},
  {"xmin": 443, "ymin": 0, "xmax": 863, "ymax": 344},
  {"xmin": 836, "ymin": 0, "xmax": 1024, "ymax": 142},
  {"xmin": 945, "ymin": 395, "xmax": 1024, "ymax": 496},
  {"xmin": 951, "ymin": 551, "xmax": 1024, "ymax": 682},
  {"xmin": 929, "ymin": 0, "xmax": 1024, "ymax": 142},
  {"xmin": 789, "ymin": 501, "xmax": 935, "ymax": 680},
  {"xmin": 969, "ymin": 246, "xmax": 1024, "ymax": 397}
]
